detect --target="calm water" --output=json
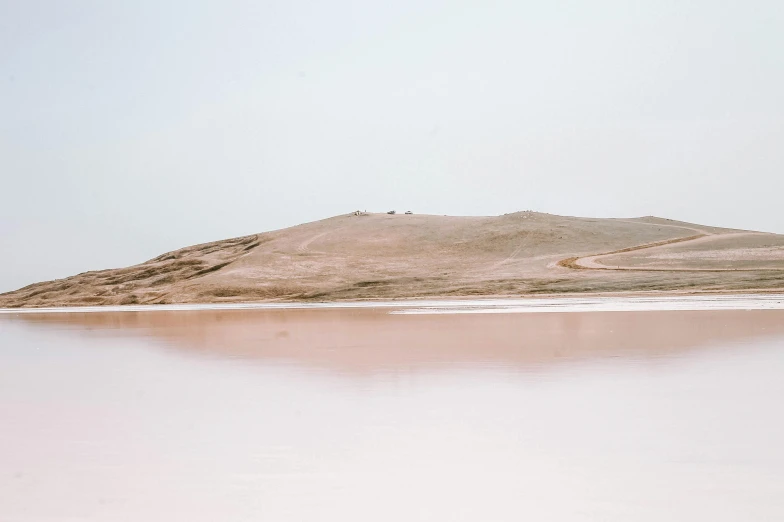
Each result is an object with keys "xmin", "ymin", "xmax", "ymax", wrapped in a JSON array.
[{"xmin": 2, "ymin": 308, "xmax": 784, "ymax": 521}]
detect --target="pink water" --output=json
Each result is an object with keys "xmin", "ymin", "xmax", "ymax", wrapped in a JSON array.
[{"xmin": 2, "ymin": 308, "xmax": 784, "ymax": 521}]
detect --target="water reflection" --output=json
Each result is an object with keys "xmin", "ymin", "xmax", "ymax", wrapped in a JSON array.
[
  {"xmin": 2, "ymin": 310, "xmax": 784, "ymax": 521},
  {"xmin": 10, "ymin": 308, "xmax": 784, "ymax": 373}
]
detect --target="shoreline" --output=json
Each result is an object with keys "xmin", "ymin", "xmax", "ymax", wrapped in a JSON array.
[{"xmin": 2, "ymin": 292, "xmax": 784, "ymax": 315}]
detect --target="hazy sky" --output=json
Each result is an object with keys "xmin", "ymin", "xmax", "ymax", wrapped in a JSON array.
[{"xmin": 1, "ymin": 0, "xmax": 783, "ymax": 292}]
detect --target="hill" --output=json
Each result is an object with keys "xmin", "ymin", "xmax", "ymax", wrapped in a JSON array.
[{"xmin": 2, "ymin": 211, "xmax": 784, "ymax": 308}]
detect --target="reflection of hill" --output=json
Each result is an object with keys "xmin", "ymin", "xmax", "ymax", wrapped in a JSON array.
[{"xmin": 13, "ymin": 309, "xmax": 784, "ymax": 375}]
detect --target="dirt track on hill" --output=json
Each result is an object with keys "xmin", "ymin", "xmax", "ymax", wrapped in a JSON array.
[{"xmin": 563, "ymin": 231, "xmax": 784, "ymax": 272}]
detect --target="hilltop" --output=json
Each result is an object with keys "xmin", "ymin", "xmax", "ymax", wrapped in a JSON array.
[{"xmin": 2, "ymin": 211, "xmax": 784, "ymax": 308}]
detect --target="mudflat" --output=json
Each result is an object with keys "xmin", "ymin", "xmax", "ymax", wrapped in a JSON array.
[
  {"xmin": 3, "ymin": 212, "xmax": 784, "ymax": 308},
  {"xmin": 2, "ymin": 307, "xmax": 784, "ymax": 521}
]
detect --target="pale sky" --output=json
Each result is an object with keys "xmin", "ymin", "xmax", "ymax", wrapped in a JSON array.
[{"xmin": 1, "ymin": 0, "xmax": 783, "ymax": 292}]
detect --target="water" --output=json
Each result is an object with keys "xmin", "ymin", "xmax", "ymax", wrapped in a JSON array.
[{"xmin": 2, "ymin": 307, "xmax": 784, "ymax": 521}]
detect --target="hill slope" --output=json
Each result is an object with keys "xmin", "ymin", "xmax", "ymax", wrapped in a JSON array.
[{"xmin": 3, "ymin": 212, "xmax": 784, "ymax": 308}]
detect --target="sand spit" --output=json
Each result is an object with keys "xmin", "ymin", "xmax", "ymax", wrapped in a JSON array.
[
  {"xmin": 2, "ymin": 294, "xmax": 784, "ymax": 315},
  {"xmin": 2, "ymin": 212, "xmax": 784, "ymax": 308}
]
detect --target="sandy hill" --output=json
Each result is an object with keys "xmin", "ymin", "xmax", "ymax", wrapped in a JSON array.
[{"xmin": 3, "ymin": 211, "xmax": 784, "ymax": 308}]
